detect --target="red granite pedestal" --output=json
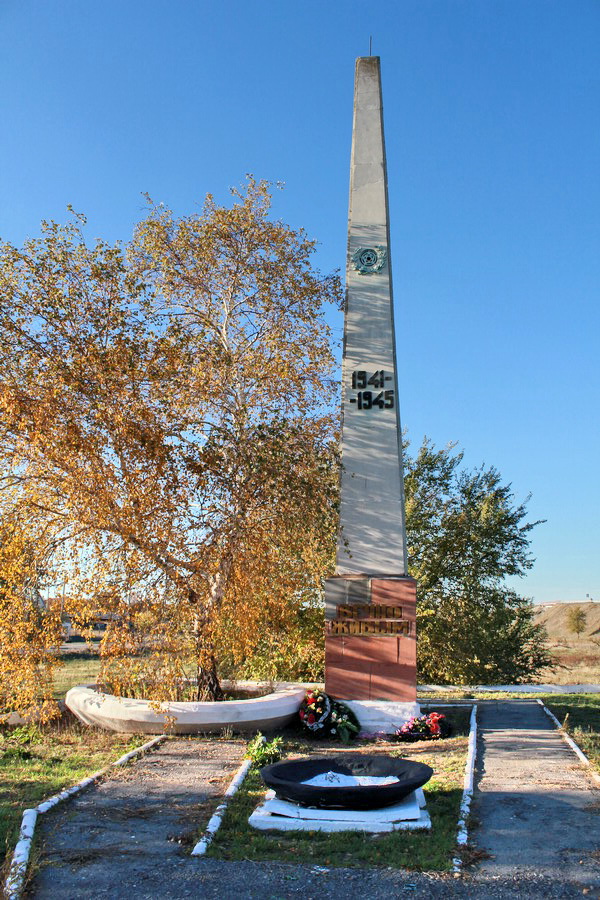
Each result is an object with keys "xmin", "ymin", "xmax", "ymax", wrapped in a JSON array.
[{"xmin": 324, "ymin": 576, "xmax": 417, "ymax": 702}]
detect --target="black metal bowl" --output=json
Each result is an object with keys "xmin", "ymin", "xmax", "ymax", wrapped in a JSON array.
[{"xmin": 260, "ymin": 755, "xmax": 433, "ymax": 810}]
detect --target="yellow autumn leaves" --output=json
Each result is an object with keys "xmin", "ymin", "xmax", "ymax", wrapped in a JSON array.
[{"xmin": 0, "ymin": 178, "xmax": 342, "ymax": 710}]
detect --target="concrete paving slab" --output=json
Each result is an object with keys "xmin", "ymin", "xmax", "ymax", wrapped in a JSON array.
[{"xmin": 473, "ymin": 700, "xmax": 600, "ymax": 885}]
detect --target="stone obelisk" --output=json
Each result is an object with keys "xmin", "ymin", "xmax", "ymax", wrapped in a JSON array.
[{"xmin": 325, "ymin": 57, "xmax": 419, "ymax": 720}]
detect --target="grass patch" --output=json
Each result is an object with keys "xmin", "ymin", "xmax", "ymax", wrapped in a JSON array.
[
  {"xmin": 52, "ymin": 652, "xmax": 102, "ymax": 699},
  {"xmin": 539, "ymin": 694, "xmax": 600, "ymax": 772},
  {"xmin": 0, "ymin": 719, "xmax": 145, "ymax": 866},
  {"xmin": 206, "ymin": 708, "xmax": 471, "ymax": 871}
]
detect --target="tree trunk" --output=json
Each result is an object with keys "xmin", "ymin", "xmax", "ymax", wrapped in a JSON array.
[
  {"xmin": 195, "ymin": 658, "xmax": 224, "ymax": 701},
  {"xmin": 189, "ymin": 558, "xmax": 233, "ymax": 701}
]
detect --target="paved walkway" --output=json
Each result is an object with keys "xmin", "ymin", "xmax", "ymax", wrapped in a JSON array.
[
  {"xmin": 474, "ymin": 700, "xmax": 600, "ymax": 884},
  {"xmin": 28, "ymin": 702, "xmax": 600, "ymax": 898},
  {"xmin": 30, "ymin": 738, "xmax": 247, "ymax": 898}
]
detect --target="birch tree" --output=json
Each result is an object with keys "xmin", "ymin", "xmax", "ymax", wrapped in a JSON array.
[{"xmin": 0, "ymin": 179, "xmax": 341, "ymax": 703}]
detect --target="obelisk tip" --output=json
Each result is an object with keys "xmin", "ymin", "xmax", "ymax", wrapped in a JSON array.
[{"xmin": 356, "ymin": 55, "xmax": 380, "ymax": 70}]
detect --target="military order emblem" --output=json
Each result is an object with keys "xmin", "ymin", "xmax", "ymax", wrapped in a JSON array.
[{"xmin": 351, "ymin": 245, "xmax": 387, "ymax": 274}]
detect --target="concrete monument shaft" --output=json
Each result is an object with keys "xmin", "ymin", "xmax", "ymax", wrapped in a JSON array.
[
  {"xmin": 337, "ymin": 54, "xmax": 407, "ymax": 577},
  {"xmin": 325, "ymin": 57, "xmax": 417, "ymax": 704}
]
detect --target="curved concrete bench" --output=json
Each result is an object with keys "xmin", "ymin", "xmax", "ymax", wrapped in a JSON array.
[{"xmin": 66, "ymin": 684, "xmax": 305, "ymax": 734}]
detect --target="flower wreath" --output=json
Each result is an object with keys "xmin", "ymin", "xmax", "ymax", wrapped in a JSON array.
[
  {"xmin": 298, "ymin": 688, "xmax": 331, "ymax": 734},
  {"xmin": 298, "ymin": 689, "xmax": 360, "ymax": 743}
]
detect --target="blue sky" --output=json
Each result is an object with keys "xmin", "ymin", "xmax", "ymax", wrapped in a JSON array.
[{"xmin": 1, "ymin": 1, "xmax": 598, "ymax": 604}]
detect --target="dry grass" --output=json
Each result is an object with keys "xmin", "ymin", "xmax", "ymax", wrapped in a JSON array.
[
  {"xmin": 534, "ymin": 602, "xmax": 600, "ymax": 684},
  {"xmin": 52, "ymin": 652, "xmax": 102, "ymax": 699}
]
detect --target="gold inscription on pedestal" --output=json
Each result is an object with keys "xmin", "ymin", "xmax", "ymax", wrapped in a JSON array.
[{"xmin": 328, "ymin": 604, "xmax": 410, "ymax": 636}]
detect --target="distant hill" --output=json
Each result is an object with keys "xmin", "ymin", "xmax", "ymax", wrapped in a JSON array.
[{"xmin": 534, "ymin": 602, "xmax": 600, "ymax": 641}]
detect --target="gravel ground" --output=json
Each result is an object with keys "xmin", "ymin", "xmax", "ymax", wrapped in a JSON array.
[
  {"xmin": 29, "ymin": 738, "xmax": 246, "ymax": 898},
  {"xmin": 29, "ymin": 858, "xmax": 600, "ymax": 898},
  {"xmin": 28, "ymin": 701, "xmax": 600, "ymax": 899},
  {"xmin": 175, "ymin": 863, "xmax": 600, "ymax": 898}
]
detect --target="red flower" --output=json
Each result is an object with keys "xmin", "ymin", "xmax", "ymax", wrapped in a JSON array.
[
  {"xmin": 299, "ymin": 709, "xmax": 305, "ymax": 719},
  {"xmin": 307, "ymin": 713, "xmax": 315, "ymax": 725}
]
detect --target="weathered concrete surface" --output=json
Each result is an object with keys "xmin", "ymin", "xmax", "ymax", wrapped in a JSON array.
[
  {"xmin": 473, "ymin": 700, "xmax": 600, "ymax": 885},
  {"xmin": 336, "ymin": 55, "xmax": 408, "ymax": 577},
  {"xmin": 31, "ymin": 738, "xmax": 246, "ymax": 898}
]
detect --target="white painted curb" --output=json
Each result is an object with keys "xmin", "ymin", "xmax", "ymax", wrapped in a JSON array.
[
  {"xmin": 5, "ymin": 809, "xmax": 38, "ymax": 900},
  {"xmin": 191, "ymin": 757, "xmax": 253, "ymax": 855},
  {"xmin": 453, "ymin": 703, "xmax": 478, "ymax": 872},
  {"xmin": 537, "ymin": 699, "xmax": 600, "ymax": 786},
  {"xmin": 191, "ymin": 737, "xmax": 265, "ymax": 856},
  {"xmin": 4, "ymin": 734, "xmax": 166, "ymax": 900}
]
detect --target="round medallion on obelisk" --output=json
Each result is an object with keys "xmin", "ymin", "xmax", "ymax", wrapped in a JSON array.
[{"xmin": 351, "ymin": 245, "xmax": 387, "ymax": 274}]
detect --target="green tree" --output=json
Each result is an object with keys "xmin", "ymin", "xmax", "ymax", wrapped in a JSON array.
[
  {"xmin": 567, "ymin": 605, "xmax": 587, "ymax": 640},
  {"xmin": 405, "ymin": 438, "xmax": 551, "ymax": 684}
]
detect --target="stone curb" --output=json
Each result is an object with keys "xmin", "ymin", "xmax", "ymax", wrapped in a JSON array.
[
  {"xmin": 191, "ymin": 755, "xmax": 255, "ymax": 856},
  {"xmin": 452, "ymin": 704, "xmax": 478, "ymax": 872}
]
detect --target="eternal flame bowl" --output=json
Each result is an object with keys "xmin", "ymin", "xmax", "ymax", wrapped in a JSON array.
[{"xmin": 260, "ymin": 754, "xmax": 433, "ymax": 810}]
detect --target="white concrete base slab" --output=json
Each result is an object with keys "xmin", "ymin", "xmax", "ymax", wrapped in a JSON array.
[
  {"xmin": 262, "ymin": 787, "xmax": 426, "ymax": 821},
  {"xmin": 344, "ymin": 700, "xmax": 421, "ymax": 734},
  {"xmin": 249, "ymin": 788, "xmax": 431, "ymax": 832},
  {"xmin": 65, "ymin": 684, "xmax": 305, "ymax": 734},
  {"xmin": 419, "ymin": 683, "xmax": 600, "ymax": 694}
]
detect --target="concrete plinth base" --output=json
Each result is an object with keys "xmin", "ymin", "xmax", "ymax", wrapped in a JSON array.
[
  {"xmin": 249, "ymin": 788, "xmax": 430, "ymax": 832},
  {"xmin": 346, "ymin": 699, "xmax": 421, "ymax": 734}
]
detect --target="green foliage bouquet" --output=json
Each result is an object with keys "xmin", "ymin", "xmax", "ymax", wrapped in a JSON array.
[{"xmin": 328, "ymin": 700, "xmax": 361, "ymax": 743}]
